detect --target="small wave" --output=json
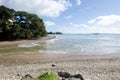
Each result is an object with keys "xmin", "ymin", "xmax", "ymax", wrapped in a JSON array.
[
  {"xmin": 18, "ymin": 42, "xmax": 39, "ymax": 47},
  {"xmin": 83, "ymin": 37, "xmax": 114, "ymax": 40},
  {"xmin": 46, "ymin": 38, "xmax": 59, "ymax": 44},
  {"xmin": 38, "ymin": 50, "xmax": 67, "ymax": 54},
  {"xmin": 98, "ymin": 37, "xmax": 114, "ymax": 40}
]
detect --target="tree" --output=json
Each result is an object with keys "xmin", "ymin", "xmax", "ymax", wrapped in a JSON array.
[
  {"xmin": 0, "ymin": 5, "xmax": 15, "ymax": 20},
  {"xmin": 0, "ymin": 6, "xmax": 47, "ymax": 41}
]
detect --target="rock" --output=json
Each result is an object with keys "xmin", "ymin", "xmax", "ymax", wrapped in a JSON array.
[
  {"xmin": 57, "ymin": 72, "xmax": 71, "ymax": 79},
  {"xmin": 58, "ymin": 72, "xmax": 84, "ymax": 80},
  {"xmin": 16, "ymin": 74, "xmax": 20, "ymax": 76},
  {"xmin": 52, "ymin": 64, "xmax": 56, "ymax": 67},
  {"xmin": 21, "ymin": 74, "xmax": 33, "ymax": 80},
  {"xmin": 24, "ymin": 74, "xmax": 33, "ymax": 78},
  {"xmin": 71, "ymin": 74, "xmax": 84, "ymax": 80}
]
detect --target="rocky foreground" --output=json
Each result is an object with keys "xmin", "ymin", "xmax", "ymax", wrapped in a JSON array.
[{"xmin": 0, "ymin": 53, "xmax": 120, "ymax": 80}]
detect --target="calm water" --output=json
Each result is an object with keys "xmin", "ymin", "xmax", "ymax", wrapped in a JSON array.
[{"xmin": 43, "ymin": 34, "xmax": 120, "ymax": 55}]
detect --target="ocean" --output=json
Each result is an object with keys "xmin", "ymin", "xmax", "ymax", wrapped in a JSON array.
[
  {"xmin": 42, "ymin": 34, "xmax": 120, "ymax": 55},
  {"xmin": 18, "ymin": 34, "xmax": 120, "ymax": 55}
]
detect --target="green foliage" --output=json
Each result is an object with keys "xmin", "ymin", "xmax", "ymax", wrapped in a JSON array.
[
  {"xmin": 0, "ymin": 6, "xmax": 47, "ymax": 41},
  {"xmin": 21, "ymin": 72, "xmax": 60, "ymax": 80},
  {"xmin": 0, "ymin": 5, "xmax": 15, "ymax": 19},
  {"xmin": 37, "ymin": 72, "xmax": 60, "ymax": 80}
]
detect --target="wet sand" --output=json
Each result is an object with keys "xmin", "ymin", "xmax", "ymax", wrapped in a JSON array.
[{"xmin": 0, "ymin": 36, "xmax": 55, "ymax": 49}]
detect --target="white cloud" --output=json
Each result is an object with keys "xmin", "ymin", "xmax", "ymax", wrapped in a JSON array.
[
  {"xmin": 66, "ymin": 15, "xmax": 72, "ymax": 19},
  {"xmin": 88, "ymin": 15, "xmax": 120, "ymax": 26},
  {"xmin": 87, "ymin": 15, "xmax": 120, "ymax": 33},
  {"xmin": 56, "ymin": 15, "xmax": 120, "ymax": 34},
  {"xmin": 0, "ymin": 0, "xmax": 72, "ymax": 17},
  {"xmin": 44, "ymin": 21, "xmax": 55, "ymax": 27},
  {"xmin": 70, "ymin": 23, "xmax": 88, "ymax": 28},
  {"xmin": 76, "ymin": 0, "xmax": 81, "ymax": 5}
]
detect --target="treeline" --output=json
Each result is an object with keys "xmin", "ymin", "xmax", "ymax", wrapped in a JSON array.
[{"xmin": 0, "ymin": 6, "xmax": 47, "ymax": 41}]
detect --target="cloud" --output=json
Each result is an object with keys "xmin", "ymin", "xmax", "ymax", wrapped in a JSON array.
[
  {"xmin": 66, "ymin": 15, "xmax": 72, "ymax": 19},
  {"xmin": 56, "ymin": 15, "xmax": 120, "ymax": 34},
  {"xmin": 0, "ymin": 0, "xmax": 72, "ymax": 17},
  {"xmin": 86, "ymin": 14, "xmax": 120, "ymax": 33},
  {"xmin": 76, "ymin": 0, "xmax": 81, "ymax": 5},
  {"xmin": 44, "ymin": 21, "xmax": 55, "ymax": 27},
  {"xmin": 88, "ymin": 15, "xmax": 120, "ymax": 26},
  {"xmin": 70, "ymin": 23, "xmax": 88, "ymax": 28}
]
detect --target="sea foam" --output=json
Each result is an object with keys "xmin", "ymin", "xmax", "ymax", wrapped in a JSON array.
[
  {"xmin": 46, "ymin": 38, "xmax": 59, "ymax": 44},
  {"xmin": 38, "ymin": 50, "xmax": 67, "ymax": 54},
  {"xmin": 18, "ymin": 42, "xmax": 39, "ymax": 47}
]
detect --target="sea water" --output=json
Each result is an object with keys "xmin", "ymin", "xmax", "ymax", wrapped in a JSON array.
[
  {"xmin": 44, "ymin": 34, "xmax": 120, "ymax": 55},
  {"xmin": 18, "ymin": 34, "xmax": 120, "ymax": 55}
]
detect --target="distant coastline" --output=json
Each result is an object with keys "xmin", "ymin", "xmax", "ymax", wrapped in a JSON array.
[{"xmin": 48, "ymin": 31, "xmax": 63, "ymax": 34}]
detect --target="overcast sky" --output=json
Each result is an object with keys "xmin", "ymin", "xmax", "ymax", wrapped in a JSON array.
[{"xmin": 0, "ymin": 0, "xmax": 120, "ymax": 34}]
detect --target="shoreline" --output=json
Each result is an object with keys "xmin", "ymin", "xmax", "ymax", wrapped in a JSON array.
[
  {"xmin": 0, "ymin": 35, "xmax": 56, "ymax": 54},
  {"xmin": 0, "ymin": 35, "xmax": 55, "ymax": 48}
]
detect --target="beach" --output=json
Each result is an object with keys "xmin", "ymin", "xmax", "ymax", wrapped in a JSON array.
[
  {"xmin": 0, "ymin": 52, "xmax": 120, "ymax": 80},
  {"xmin": 0, "ymin": 35, "xmax": 120, "ymax": 80}
]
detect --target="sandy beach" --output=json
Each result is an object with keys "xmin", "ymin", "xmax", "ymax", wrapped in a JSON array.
[
  {"xmin": 0, "ymin": 52, "xmax": 120, "ymax": 80},
  {"xmin": 0, "ymin": 37, "xmax": 120, "ymax": 80}
]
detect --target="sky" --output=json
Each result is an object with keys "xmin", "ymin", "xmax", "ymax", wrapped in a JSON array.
[{"xmin": 0, "ymin": 0, "xmax": 120, "ymax": 34}]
